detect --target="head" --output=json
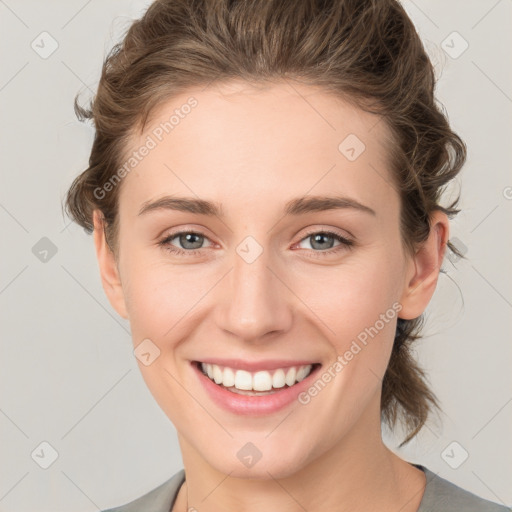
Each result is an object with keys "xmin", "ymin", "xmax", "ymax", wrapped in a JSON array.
[{"xmin": 65, "ymin": 0, "xmax": 466, "ymax": 477}]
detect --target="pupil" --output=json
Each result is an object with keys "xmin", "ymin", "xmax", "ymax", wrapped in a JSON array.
[
  {"xmin": 312, "ymin": 233, "xmax": 333, "ymax": 250},
  {"xmin": 181, "ymin": 233, "xmax": 202, "ymax": 249}
]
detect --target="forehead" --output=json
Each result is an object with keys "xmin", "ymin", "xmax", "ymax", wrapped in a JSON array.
[{"xmin": 118, "ymin": 80, "xmax": 397, "ymax": 220}]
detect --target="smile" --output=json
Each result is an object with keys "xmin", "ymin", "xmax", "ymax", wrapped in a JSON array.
[
  {"xmin": 192, "ymin": 359, "xmax": 321, "ymax": 414},
  {"xmin": 199, "ymin": 362, "xmax": 316, "ymax": 395}
]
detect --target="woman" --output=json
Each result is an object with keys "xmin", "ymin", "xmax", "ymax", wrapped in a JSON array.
[{"xmin": 65, "ymin": 0, "xmax": 509, "ymax": 510}]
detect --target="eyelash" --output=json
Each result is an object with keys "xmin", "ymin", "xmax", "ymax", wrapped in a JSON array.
[{"xmin": 157, "ymin": 228, "xmax": 354, "ymax": 258}]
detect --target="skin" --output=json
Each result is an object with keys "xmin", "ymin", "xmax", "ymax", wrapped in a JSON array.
[{"xmin": 93, "ymin": 80, "xmax": 448, "ymax": 512}]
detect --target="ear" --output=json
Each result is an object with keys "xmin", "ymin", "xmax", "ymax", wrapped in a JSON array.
[
  {"xmin": 398, "ymin": 210, "xmax": 449, "ymax": 320},
  {"xmin": 92, "ymin": 210, "xmax": 129, "ymax": 319}
]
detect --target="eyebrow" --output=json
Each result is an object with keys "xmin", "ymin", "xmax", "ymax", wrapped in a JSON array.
[{"xmin": 138, "ymin": 194, "xmax": 376, "ymax": 218}]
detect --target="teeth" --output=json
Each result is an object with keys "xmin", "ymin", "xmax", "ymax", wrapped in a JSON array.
[
  {"xmin": 200, "ymin": 363, "xmax": 314, "ymax": 391},
  {"xmin": 285, "ymin": 367, "xmax": 296, "ymax": 386},
  {"xmin": 223, "ymin": 367, "xmax": 235, "ymax": 387},
  {"xmin": 213, "ymin": 365, "xmax": 223, "ymax": 384},
  {"xmin": 253, "ymin": 371, "xmax": 272, "ymax": 391},
  {"xmin": 235, "ymin": 370, "xmax": 253, "ymax": 390},
  {"xmin": 272, "ymin": 369, "xmax": 286, "ymax": 388}
]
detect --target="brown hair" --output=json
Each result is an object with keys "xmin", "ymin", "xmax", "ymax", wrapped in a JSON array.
[{"xmin": 65, "ymin": 0, "xmax": 466, "ymax": 446}]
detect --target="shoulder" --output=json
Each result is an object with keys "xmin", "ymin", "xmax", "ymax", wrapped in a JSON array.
[
  {"xmin": 418, "ymin": 465, "xmax": 510, "ymax": 512},
  {"xmin": 101, "ymin": 469, "xmax": 185, "ymax": 512},
  {"xmin": 98, "ymin": 465, "xmax": 511, "ymax": 512}
]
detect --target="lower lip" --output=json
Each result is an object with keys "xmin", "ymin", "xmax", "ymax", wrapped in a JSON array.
[{"xmin": 192, "ymin": 362, "xmax": 321, "ymax": 415}]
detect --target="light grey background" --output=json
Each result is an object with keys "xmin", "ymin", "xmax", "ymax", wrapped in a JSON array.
[{"xmin": 0, "ymin": 1, "xmax": 511, "ymax": 510}]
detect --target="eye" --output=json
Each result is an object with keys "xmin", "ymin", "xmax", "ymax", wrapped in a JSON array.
[
  {"xmin": 294, "ymin": 229, "xmax": 354, "ymax": 257},
  {"xmin": 157, "ymin": 228, "xmax": 354, "ymax": 258},
  {"xmin": 158, "ymin": 231, "xmax": 213, "ymax": 256}
]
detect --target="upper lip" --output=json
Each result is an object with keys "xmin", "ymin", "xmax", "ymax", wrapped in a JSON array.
[{"xmin": 194, "ymin": 359, "xmax": 320, "ymax": 372}]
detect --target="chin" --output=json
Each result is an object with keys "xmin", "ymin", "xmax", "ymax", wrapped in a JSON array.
[{"xmin": 200, "ymin": 439, "xmax": 314, "ymax": 480}]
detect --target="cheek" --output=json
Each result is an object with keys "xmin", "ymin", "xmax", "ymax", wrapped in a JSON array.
[
  {"xmin": 293, "ymin": 255, "xmax": 403, "ymax": 343},
  {"xmin": 288, "ymin": 254, "xmax": 405, "ymax": 413},
  {"xmin": 122, "ymin": 241, "xmax": 404, "ymax": 349},
  {"xmin": 119, "ymin": 254, "xmax": 212, "ymax": 423},
  {"xmin": 123, "ymin": 261, "xmax": 208, "ymax": 341}
]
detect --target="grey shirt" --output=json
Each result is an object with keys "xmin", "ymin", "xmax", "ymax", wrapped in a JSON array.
[{"xmin": 102, "ymin": 464, "xmax": 510, "ymax": 512}]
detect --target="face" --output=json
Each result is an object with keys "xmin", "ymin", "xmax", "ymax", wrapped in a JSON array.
[{"xmin": 94, "ymin": 80, "xmax": 445, "ymax": 479}]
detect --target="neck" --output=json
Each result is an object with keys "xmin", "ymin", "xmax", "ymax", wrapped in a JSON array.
[{"xmin": 173, "ymin": 399, "xmax": 426, "ymax": 512}]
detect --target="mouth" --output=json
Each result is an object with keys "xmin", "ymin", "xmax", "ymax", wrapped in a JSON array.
[
  {"xmin": 194, "ymin": 361, "xmax": 320, "ymax": 396},
  {"xmin": 192, "ymin": 358, "xmax": 322, "ymax": 414}
]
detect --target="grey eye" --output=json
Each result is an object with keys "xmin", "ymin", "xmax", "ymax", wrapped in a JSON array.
[
  {"xmin": 307, "ymin": 233, "xmax": 337, "ymax": 250},
  {"xmin": 174, "ymin": 232, "xmax": 205, "ymax": 250}
]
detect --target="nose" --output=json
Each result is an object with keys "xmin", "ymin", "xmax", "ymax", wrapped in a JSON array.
[{"xmin": 215, "ymin": 247, "xmax": 294, "ymax": 342}]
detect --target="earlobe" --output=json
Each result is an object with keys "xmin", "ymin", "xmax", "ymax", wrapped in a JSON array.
[
  {"xmin": 92, "ymin": 210, "xmax": 129, "ymax": 319},
  {"xmin": 398, "ymin": 210, "xmax": 449, "ymax": 320}
]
